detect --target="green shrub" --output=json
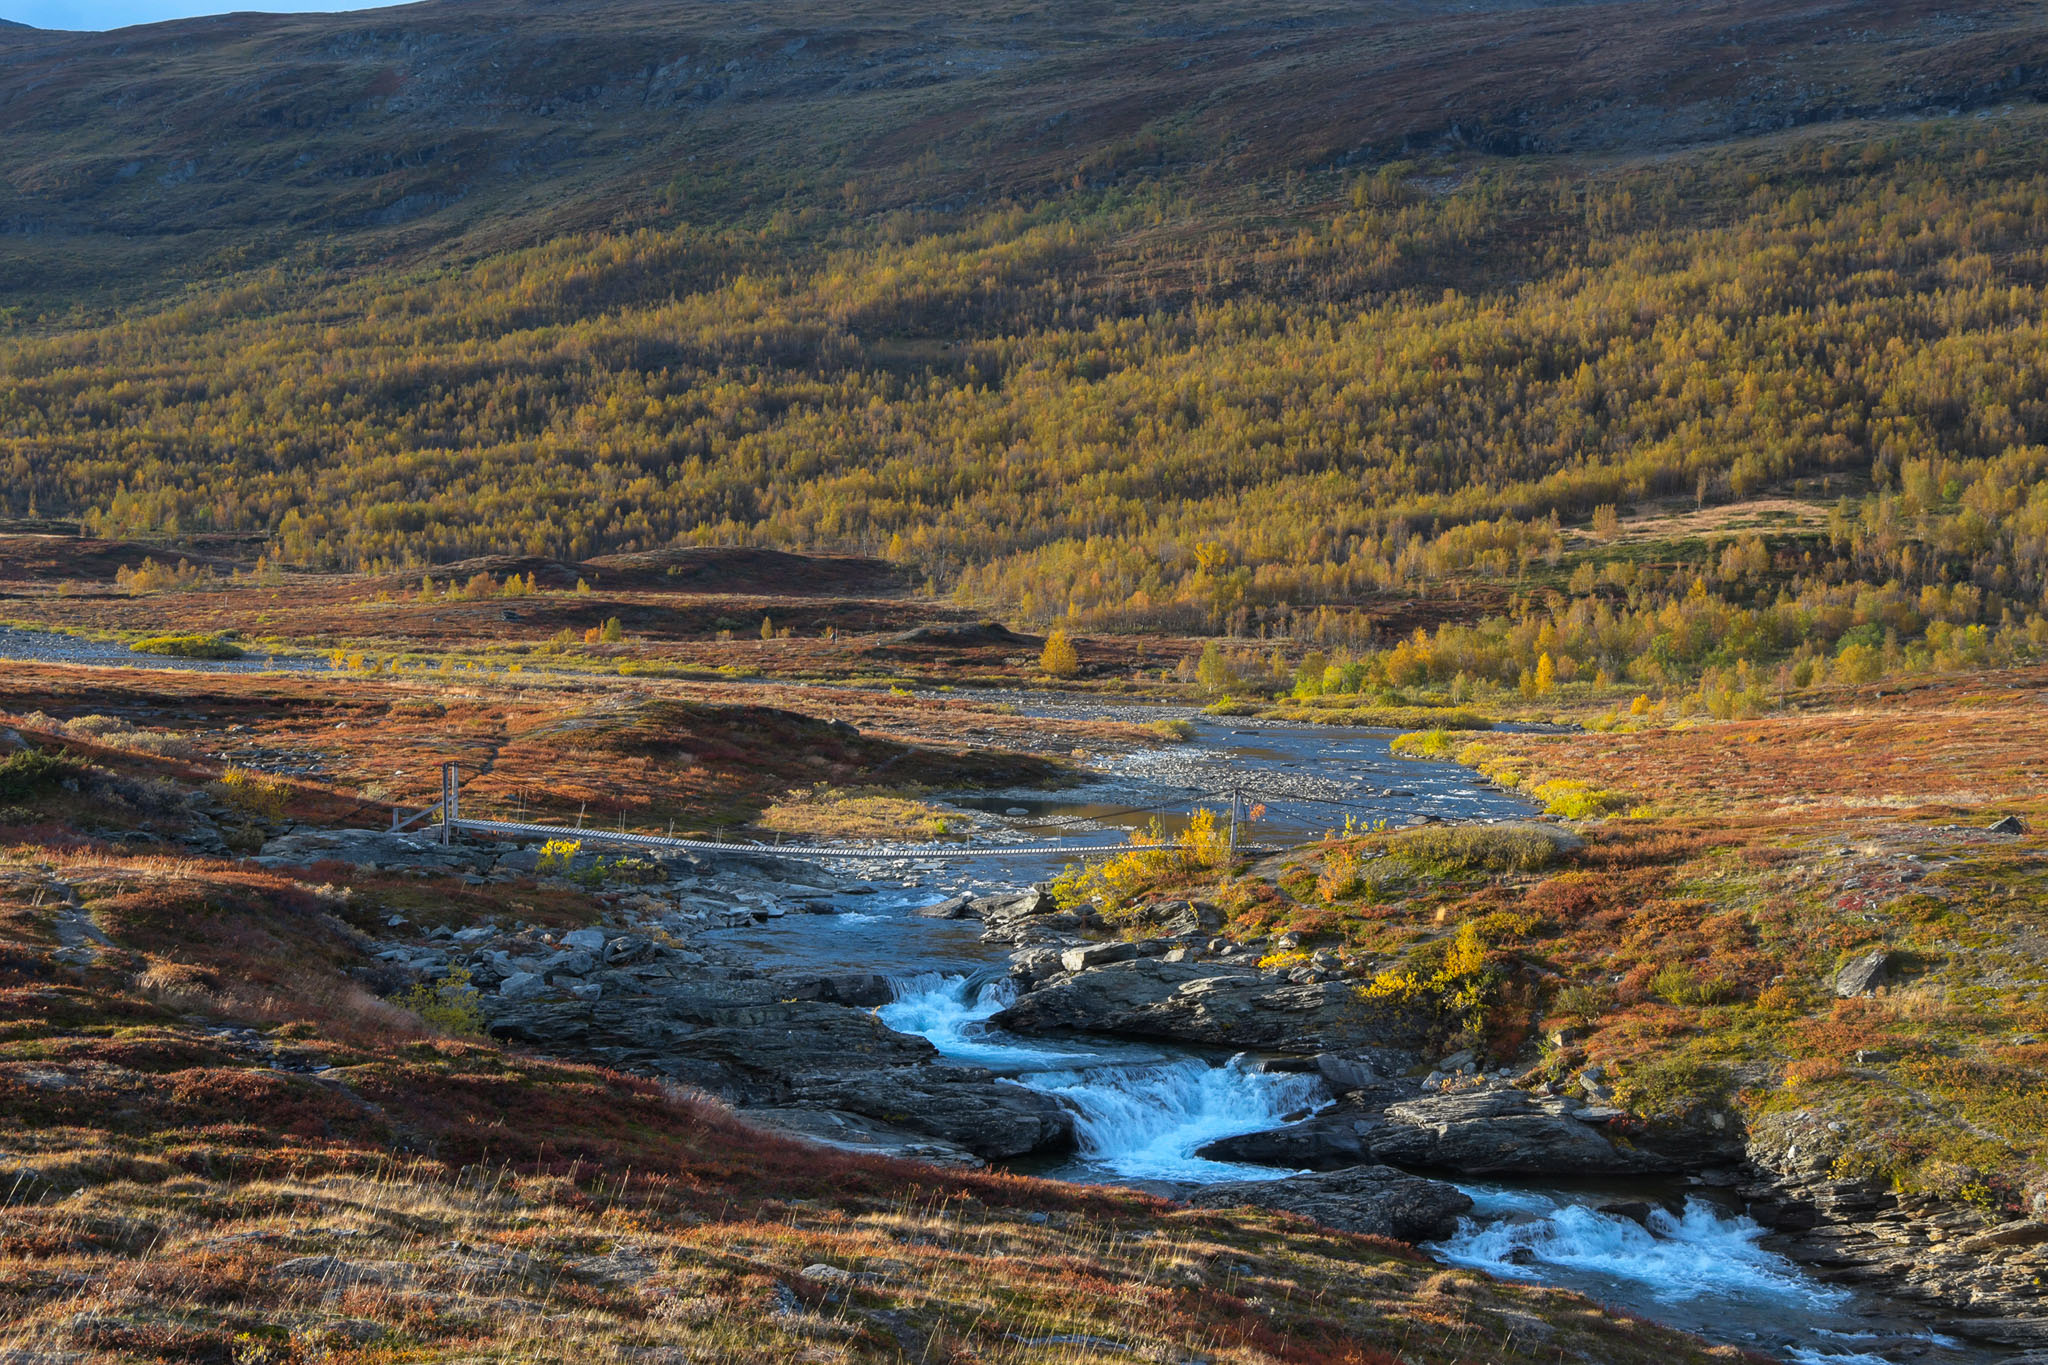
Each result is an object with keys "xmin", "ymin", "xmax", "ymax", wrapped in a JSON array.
[
  {"xmin": 130, "ymin": 633, "xmax": 245, "ymax": 660},
  {"xmin": 1612, "ymin": 1056, "xmax": 1732, "ymax": 1117},
  {"xmin": 1528, "ymin": 778, "xmax": 1633, "ymax": 819},
  {"xmin": 1552, "ymin": 982, "xmax": 1616, "ymax": 1026},
  {"xmin": 1275, "ymin": 705, "xmax": 1491, "ymax": 730},
  {"xmin": 395, "ymin": 966, "xmax": 485, "ymax": 1037},
  {"xmin": 1389, "ymin": 728, "xmax": 1458, "ymax": 759},
  {"xmin": 1386, "ymin": 823, "xmax": 1559, "ymax": 873},
  {"xmin": 1649, "ymin": 963, "xmax": 1741, "ymax": 1006},
  {"xmin": 212, "ymin": 767, "xmax": 292, "ymax": 819},
  {"xmin": 0, "ymin": 749, "xmax": 87, "ymax": 800}
]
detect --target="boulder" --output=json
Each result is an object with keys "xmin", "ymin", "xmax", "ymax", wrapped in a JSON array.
[
  {"xmin": 545, "ymin": 950, "xmax": 597, "ymax": 979},
  {"xmin": 993, "ymin": 957, "xmax": 1420, "ymax": 1052},
  {"xmin": 1196, "ymin": 1095, "xmax": 1385, "ymax": 1169},
  {"xmin": 774, "ymin": 971, "xmax": 894, "ymax": 1007},
  {"xmin": 786, "ymin": 1066, "xmax": 1074, "ymax": 1158},
  {"xmin": 1316, "ymin": 1052, "xmax": 1392, "ymax": 1094},
  {"xmin": 561, "ymin": 928, "xmax": 608, "ymax": 953},
  {"xmin": 1988, "ymin": 815, "xmax": 2029, "ymax": 835},
  {"xmin": 1369, "ymin": 1090, "xmax": 1677, "ymax": 1176},
  {"xmin": 1060, "ymin": 941, "xmax": 1138, "ymax": 972},
  {"xmin": 1186, "ymin": 1165, "xmax": 1474, "ymax": 1243},
  {"xmin": 498, "ymin": 971, "xmax": 546, "ymax": 1001},
  {"xmin": 1008, "ymin": 947, "xmax": 1069, "ymax": 985},
  {"xmin": 603, "ymin": 935, "xmax": 658, "ymax": 966},
  {"xmin": 1117, "ymin": 899, "xmax": 1226, "ymax": 938},
  {"xmin": 1204, "ymin": 1087, "xmax": 1729, "ymax": 1177},
  {"xmin": 1834, "ymin": 948, "xmax": 1895, "ymax": 998},
  {"xmin": 972, "ymin": 888, "xmax": 1087, "ymax": 944},
  {"xmin": 913, "ymin": 895, "xmax": 972, "ymax": 919}
]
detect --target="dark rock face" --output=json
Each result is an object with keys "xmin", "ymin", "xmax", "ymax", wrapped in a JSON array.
[
  {"xmin": 1370, "ymin": 1090, "xmax": 1679, "ymax": 1176},
  {"xmin": 1197, "ymin": 1095, "xmax": 1384, "ymax": 1169},
  {"xmin": 1201, "ymin": 1087, "xmax": 1743, "ymax": 1176},
  {"xmin": 1186, "ymin": 1165, "xmax": 1474, "ymax": 1243},
  {"xmin": 786, "ymin": 1066, "xmax": 1074, "ymax": 1159},
  {"xmin": 992, "ymin": 958, "xmax": 1420, "ymax": 1052},
  {"xmin": 1742, "ymin": 1109, "xmax": 2048, "ymax": 1342},
  {"xmin": 486, "ymin": 972, "xmax": 1072, "ymax": 1160},
  {"xmin": 1833, "ymin": 948, "xmax": 1896, "ymax": 997}
]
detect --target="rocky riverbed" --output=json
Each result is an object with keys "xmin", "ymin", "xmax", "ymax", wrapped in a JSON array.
[{"xmin": 264, "ymin": 820, "xmax": 2038, "ymax": 1363}]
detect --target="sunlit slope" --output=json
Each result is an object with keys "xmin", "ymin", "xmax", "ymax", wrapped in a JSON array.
[{"xmin": 2, "ymin": 0, "xmax": 2044, "ymax": 298}]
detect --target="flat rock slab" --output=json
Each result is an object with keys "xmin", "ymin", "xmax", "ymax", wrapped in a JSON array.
[
  {"xmin": 1186, "ymin": 1165, "xmax": 1474, "ymax": 1243},
  {"xmin": 1203, "ymin": 1088, "xmax": 1731, "ymax": 1176},
  {"xmin": 993, "ymin": 958, "xmax": 1420, "ymax": 1051},
  {"xmin": 743, "ymin": 1107, "xmax": 986, "ymax": 1168},
  {"xmin": 258, "ymin": 829, "xmax": 495, "ymax": 873}
]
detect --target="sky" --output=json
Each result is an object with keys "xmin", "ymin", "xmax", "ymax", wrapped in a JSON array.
[{"xmin": 0, "ymin": 0, "xmax": 413, "ymax": 29}]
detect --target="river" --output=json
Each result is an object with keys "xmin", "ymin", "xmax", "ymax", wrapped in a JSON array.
[{"xmin": 736, "ymin": 706, "xmax": 1994, "ymax": 1365}]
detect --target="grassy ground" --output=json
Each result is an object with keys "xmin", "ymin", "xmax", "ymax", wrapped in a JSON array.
[{"xmin": 0, "ymin": 661, "xmax": 1133, "ymax": 836}]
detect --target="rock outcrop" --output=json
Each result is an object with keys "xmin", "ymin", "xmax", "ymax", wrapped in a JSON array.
[
  {"xmin": 1201, "ymin": 1086, "xmax": 1742, "ymax": 1176},
  {"xmin": 992, "ymin": 956, "xmax": 1421, "ymax": 1052},
  {"xmin": 1832, "ymin": 948, "xmax": 1896, "ymax": 997},
  {"xmin": 1187, "ymin": 1165, "xmax": 1475, "ymax": 1243},
  {"xmin": 1743, "ymin": 1110, "xmax": 2048, "ymax": 1343}
]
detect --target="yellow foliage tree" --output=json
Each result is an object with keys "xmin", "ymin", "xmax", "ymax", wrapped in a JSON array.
[{"xmin": 1040, "ymin": 627, "xmax": 1081, "ymax": 678}]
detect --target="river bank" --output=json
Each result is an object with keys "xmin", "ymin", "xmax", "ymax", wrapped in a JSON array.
[{"xmin": 260, "ymin": 701, "xmax": 2035, "ymax": 1365}]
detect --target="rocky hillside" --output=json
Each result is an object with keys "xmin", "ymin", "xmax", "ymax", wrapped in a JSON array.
[{"xmin": 3, "ymin": 0, "xmax": 2045, "ymax": 298}]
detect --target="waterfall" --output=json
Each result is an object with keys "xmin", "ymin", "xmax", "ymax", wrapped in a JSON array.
[
  {"xmin": 1023, "ymin": 1055, "xmax": 1324, "ymax": 1183},
  {"xmin": 879, "ymin": 973, "xmax": 1324, "ymax": 1182}
]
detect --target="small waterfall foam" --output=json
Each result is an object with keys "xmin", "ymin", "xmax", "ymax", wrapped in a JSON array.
[
  {"xmin": 1432, "ymin": 1194, "xmax": 1845, "ymax": 1307},
  {"xmin": 1024, "ymin": 1055, "xmax": 1325, "ymax": 1183},
  {"xmin": 877, "ymin": 972, "xmax": 1324, "ymax": 1182},
  {"xmin": 878, "ymin": 971, "xmax": 1103, "ymax": 1069}
]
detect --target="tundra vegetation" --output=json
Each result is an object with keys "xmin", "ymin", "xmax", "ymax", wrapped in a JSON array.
[
  {"xmin": 2, "ymin": 0, "xmax": 2047, "ymax": 1356},
  {"xmin": 0, "ymin": 673, "xmax": 1746, "ymax": 1365}
]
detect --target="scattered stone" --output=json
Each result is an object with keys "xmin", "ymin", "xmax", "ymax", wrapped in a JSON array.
[
  {"xmin": 296, "ymin": 1319, "xmax": 387, "ymax": 1348},
  {"xmin": 498, "ymin": 971, "xmax": 546, "ymax": 1000},
  {"xmin": 565, "ymin": 1244, "xmax": 659, "ymax": 1286},
  {"xmin": 268, "ymin": 1255, "xmax": 414, "ymax": 1287},
  {"xmin": 1060, "ymin": 941, "xmax": 1138, "ymax": 972},
  {"xmin": 1833, "ymin": 948, "xmax": 1895, "ymax": 998}
]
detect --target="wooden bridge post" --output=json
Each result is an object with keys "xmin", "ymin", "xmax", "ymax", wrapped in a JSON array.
[{"xmin": 440, "ymin": 763, "xmax": 459, "ymax": 846}]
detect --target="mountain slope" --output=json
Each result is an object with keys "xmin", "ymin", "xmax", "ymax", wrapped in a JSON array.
[{"xmin": 3, "ymin": 0, "xmax": 2046, "ymax": 297}]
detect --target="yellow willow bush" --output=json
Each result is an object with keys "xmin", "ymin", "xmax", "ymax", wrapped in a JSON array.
[{"xmin": 1054, "ymin": 808, "xmax": 1234, "ymax": 917}]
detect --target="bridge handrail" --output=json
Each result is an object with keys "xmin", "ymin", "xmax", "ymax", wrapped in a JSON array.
[{"xmin": 446, "ymin": 815, "xmax": 1141, "ymax": 861}]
